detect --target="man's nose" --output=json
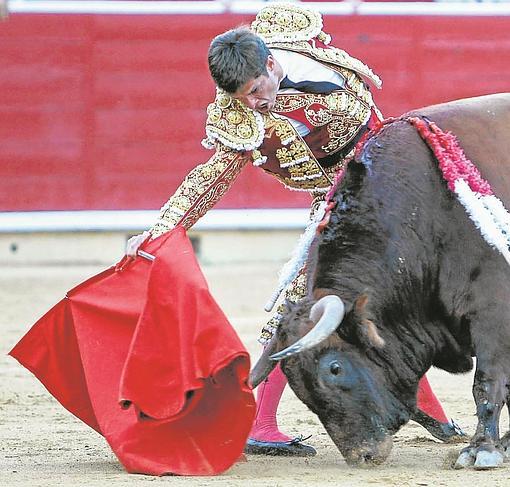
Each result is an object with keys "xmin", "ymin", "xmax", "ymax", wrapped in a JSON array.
[{"xmin": 244, "ymin": 96, "xmax": 258, "ymax": 110}]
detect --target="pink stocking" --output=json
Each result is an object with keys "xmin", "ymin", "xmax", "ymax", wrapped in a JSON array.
[
  {"xmin": 249, "ymin": 363, "xmax": 291, "ymax": 442},
  {"xmin": 417, "ymin": 374, "xmax": 448, "ymax": 423}
]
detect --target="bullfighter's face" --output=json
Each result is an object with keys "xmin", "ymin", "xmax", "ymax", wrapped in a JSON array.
[
  {"xmin": 232, "ymin": 55, "xmax": 282, "ymax": 113},
  {"xmin": 282, "ymin": 343, "xmax": 409, "ymax": 466}
]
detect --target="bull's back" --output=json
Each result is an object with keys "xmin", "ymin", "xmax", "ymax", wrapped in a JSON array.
[{"xmin": 406, "ymin": 93, "xmax": 510, "ymax": 206}]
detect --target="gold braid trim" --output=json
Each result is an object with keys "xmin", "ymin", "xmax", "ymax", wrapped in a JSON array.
[
  {"xmin": 258, "ymin": 193, "xmax": 326, "ymax": 343},
  {"xmin": 274, "ymin": 90, "xmax": 371, "ymax": 156},
  {"xmin": 150, "ymin": 147, "xmax": 249, "ymax": 236},
  {"xmin": 259, "ymin": 271, "xmax": 308, "ymax": 344},
  {"xmin": 262, "ymin": 113, "xmax": 333, "ymax": 192}
]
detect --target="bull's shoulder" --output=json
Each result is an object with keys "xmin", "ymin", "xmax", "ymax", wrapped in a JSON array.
[
  {"xmin": 405, "ymin": 93, "xmax": 510, "ymax": 127},
  {"xmin": 404, "ymin": 93, "xmax": 510, "ymax": 206}
]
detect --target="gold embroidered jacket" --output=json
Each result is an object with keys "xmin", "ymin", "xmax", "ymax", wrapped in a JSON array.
[
  {"xmin": 149, "ymin": 3, "xmax": 383, "ymax": 342},
  {"xmin": 151, "ymin": 3, "xmax": 382, "ymax": 237}
]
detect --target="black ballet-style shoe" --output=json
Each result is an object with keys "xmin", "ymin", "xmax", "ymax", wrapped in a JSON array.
[
  {"xmin": 429, "ymin": 419, "xmax": 468, "ymax": 443},
  {"xmin": 413, "ymin": 410, "xmax": 467, "ymax": 443},
  {"xmin": 244, "ymin": 435, "xmax": 317, "ymax": 457}
]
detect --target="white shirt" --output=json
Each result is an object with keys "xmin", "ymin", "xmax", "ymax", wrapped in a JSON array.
[{"xmin": 271, "ymin": 49, "xmax": 346, "ymax": 137}]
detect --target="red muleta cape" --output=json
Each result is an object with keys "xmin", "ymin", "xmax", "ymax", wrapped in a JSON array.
[{"xmin": 9, "ymin": 227, "xmax": 255, "ymax": 476}]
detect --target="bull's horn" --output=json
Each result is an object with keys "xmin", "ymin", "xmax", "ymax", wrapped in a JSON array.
[
  {"xmin": 270, "ymin": 295, "xmax": 345, "ymax": 361},
  {"xmin": 249, "ymin": 335, "xmax": 279, "ymax": 389}
]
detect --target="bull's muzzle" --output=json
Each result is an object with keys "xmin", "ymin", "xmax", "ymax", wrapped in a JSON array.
[{"xmin": 341, "ymin": 435, "xmax": 393, "ymax": 467}]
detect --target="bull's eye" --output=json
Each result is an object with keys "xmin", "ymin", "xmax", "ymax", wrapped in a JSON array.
[{"xmin": 329, "ymin": 361, "xmax": 341, "ymax": 375}]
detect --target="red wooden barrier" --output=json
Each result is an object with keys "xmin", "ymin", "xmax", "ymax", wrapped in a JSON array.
[{"xmin": 0, "ymin": 12, "xmax": 509, "ymax": 211}]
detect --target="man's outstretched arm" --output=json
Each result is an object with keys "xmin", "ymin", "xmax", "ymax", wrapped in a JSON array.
[{"xmin": 126, "ymin": 146, "xmax": 249, "ymax": 256}]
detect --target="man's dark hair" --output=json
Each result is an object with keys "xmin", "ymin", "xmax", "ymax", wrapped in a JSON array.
[{"xmin": 208, "ymin": 27, "xmax": 271, "ymax": 94}]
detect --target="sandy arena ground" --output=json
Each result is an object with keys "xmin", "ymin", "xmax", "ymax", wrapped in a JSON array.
[{"xmin": 1, "ymin": 260, "xmax": 509, "ymax": 486}]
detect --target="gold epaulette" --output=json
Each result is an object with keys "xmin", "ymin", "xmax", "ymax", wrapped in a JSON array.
[
  {"xmin": 251, "ymin": 2, "xmax": 328, "ymax": 45},
  {"xmin": 202, "ymin": 89, "xmax": 266, "ymax": 152},
  {"xmin": 251, "ymin": 2, "xmax": 382, "ymax": 90}
]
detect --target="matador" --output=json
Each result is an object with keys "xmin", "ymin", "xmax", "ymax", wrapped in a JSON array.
[{"xmin": 127, "ymin": 3, "xmax": 464, "ymax": 456}]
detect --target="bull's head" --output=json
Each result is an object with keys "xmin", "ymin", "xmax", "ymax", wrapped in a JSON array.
[{"xmin": 251, "ymin": 294, "xmax": 413, "ymax": 466}]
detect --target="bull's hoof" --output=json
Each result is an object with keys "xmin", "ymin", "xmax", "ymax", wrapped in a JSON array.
[
  {"xmin": 500, "ymin": 432, "xmax": 510, "ymax": 459},
  {"xmin": 474, "ymin": 449, "xmax": 505, "ymax": 470},
  {"xmin": 454, "ymin": 448, "xmax": 475, "ymax": 469},
  {"xmin": 454, "ymin": 446, "xmax": 504, "ymax": 470}
]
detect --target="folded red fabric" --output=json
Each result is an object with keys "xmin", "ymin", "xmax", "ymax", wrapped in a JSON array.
[{"xmin": 10, "ymin": 227, "xmax": 255, "ymax": 475}]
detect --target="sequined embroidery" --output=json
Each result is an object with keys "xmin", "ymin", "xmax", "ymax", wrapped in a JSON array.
[
  {"xmin": 263, "ymin": 114, "xmax": 332, "ymax": 191},
  {"xmin": 150, "ymin": 147, "xmax": 249, "ymax": 236},
  {"xmin": 251, "ymin": 2, "xmax": 324, "ymax": 44},
  {"xmin": 274, "ymin": 90, "xmax": 371, "ymax": 155},
  {"xmin": 202, "ymin": 90, "xmax": 267, "ymax": 151}
]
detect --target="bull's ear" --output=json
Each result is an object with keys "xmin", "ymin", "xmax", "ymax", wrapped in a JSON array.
[{"xmin": 342, "ymin": 294, "xmax": 385, "ymax": 349}]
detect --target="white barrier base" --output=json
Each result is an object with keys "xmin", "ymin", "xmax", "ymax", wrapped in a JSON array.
[
  {"xmin": 0, "ymin": 208, "xmax": 309, "ymax": 233},
  {"xmin": 0, "ymin": 209, "xmax": 308, "ymax": 265}
]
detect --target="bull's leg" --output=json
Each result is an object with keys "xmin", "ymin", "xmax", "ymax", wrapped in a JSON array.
[
  {"xmin": 498, "ymin": 397, "xmax": 510, "ymax": 458},
  {"xmin": 455, "ymin": 367, "xmax": 507, "ymax": 469}
]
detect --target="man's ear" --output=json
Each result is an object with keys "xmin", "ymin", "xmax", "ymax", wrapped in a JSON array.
[{"xmin": 266, "ymin": 55, "xmax": 275, "ymax": 72}]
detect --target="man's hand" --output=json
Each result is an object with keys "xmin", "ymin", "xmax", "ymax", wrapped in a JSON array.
[{"xmin": 125, "ymin": 231, "xmax": 151, "ymax": 258}]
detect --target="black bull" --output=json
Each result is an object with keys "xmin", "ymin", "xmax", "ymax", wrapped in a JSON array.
[{"xmin": 252, "ymin": 93, "xmax": 510, "ymax": 468}]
